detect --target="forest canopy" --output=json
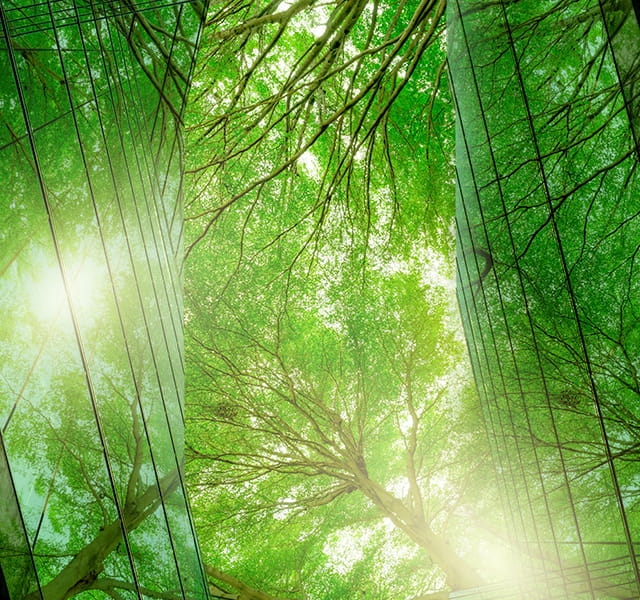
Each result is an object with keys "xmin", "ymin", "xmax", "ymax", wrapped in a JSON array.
[
  {"xmin": 183, "ymin": 0, "xmax": 640, "ymax": 596},
  {"xmin": 2, "ymin": 0, "xmax": 637, "ymax": 598},
  {"xmin": 182, "ymin": 0, "xmax": 503, "ymax": 598}
]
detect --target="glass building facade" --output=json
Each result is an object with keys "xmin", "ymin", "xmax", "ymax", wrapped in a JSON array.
[
  {"xmin": 0, "ymin": 1, "xmax": 208, "ymax": 599},
  {"xmin": 449, "ymin": 1, "xmax": 640, "ymax": 598}
]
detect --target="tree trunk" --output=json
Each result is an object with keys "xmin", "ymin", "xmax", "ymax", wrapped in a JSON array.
[{"xmin": 356, "ymin": 476, "xmax": 483, "ymax": 590}]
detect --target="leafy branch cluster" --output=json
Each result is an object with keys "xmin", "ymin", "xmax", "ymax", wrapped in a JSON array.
[{"xmin": 185, "ymin": 0, "xmax": 453, "ymax": 259}]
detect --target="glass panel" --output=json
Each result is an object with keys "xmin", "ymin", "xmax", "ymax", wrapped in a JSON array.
[
  {"xmin": 0, "ymin": 1, "xmax": 207, "ymax": 599},
  {"xmin": 449, "ymin": 0, "xmax": 640, "ymax": 594}
]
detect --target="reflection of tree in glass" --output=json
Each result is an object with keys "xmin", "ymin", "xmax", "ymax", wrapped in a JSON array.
[{"xmin": 0, "ymin": 1, "xmax": 206, "ymax": 599}]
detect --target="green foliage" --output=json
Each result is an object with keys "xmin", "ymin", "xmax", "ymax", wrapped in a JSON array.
[
  {"xmin": 0, "ymin": 3, "xmax": 207, "ymax": 600},
  {"xmin": 183, "ymin": 3, "xmax": 499, "ymax": 596}
]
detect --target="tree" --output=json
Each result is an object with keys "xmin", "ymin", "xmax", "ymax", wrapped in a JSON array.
[
  {"xmin": 185, "ymin": 206, "xmax": 492, "ymax": 594},
  {"xmin": 181, "ymin": 4, "xmax": 499, "ymax": 589},
  {"xmin": 5, "ymin": 0, "xmax": 638, "ymax": 598},
  {"xmin": 185, "ymin": 0, "xmax": 453, "ymax": 260},
  {"xmin": 180, "ymin": 0, "xmax": 526, "ymax": 597},
  {"xmin": 183, "ymin": 0, "xmax": 640, "ymax": 598}
]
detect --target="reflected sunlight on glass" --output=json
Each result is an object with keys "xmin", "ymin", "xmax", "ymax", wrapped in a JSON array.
[{"xmin": 30, "ymin": 258, "xmax": 100, "ymax": 324}]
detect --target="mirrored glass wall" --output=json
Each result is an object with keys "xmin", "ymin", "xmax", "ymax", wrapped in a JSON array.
[
  {"xmin": 449, "ymin": 1, "xmax": 640, "ymax": 598},
  {"xmin": 0, "ymin": 1, "xmax": 208, "ymax": 599}
]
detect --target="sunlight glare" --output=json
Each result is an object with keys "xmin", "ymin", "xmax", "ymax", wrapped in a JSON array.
[
  {"xmin": 311, "ymin": 24, "xmax": 326, "ymax": 38},
  {"xmin": 31, "ymin": 258, "xmax": 100, "ymax": 324}
]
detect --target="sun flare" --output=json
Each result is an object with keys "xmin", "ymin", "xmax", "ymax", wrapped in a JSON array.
[{"xmin": 30, "ymin": 258, "xmax": 100, "ymax": 324}]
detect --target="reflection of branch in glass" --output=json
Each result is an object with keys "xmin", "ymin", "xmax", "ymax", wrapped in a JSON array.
[
  {"xmin": 25, "ymin": 469, "xmax": 180, "ymax": 600},
  {"xmin": 463, "ymin": 245, "xmax": 493, "ymax": 297},
  {"xmin": 91, "ymin": 577, "xmax": 187, "ymax": 600}
]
